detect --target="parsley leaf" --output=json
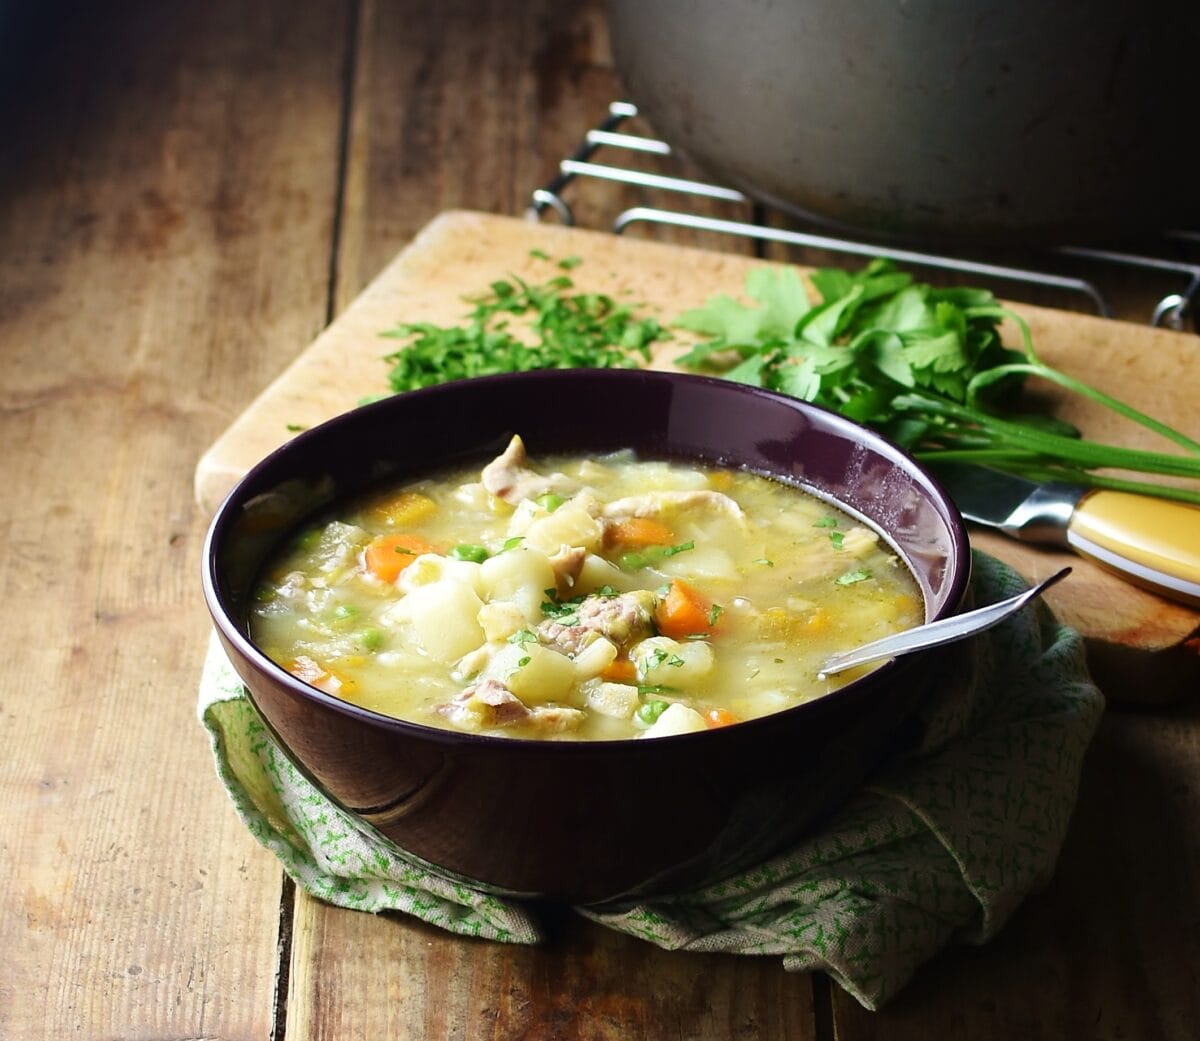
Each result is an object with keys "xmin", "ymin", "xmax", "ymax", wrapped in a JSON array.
[
  {"xmin": 619, "ymin": 540, "xmax": 696, "ymax": 571},
  {"xmin": 836, "ymin": 568, "xmax": 872, "ymax": 586},
  {"xmin": 673, "ymin": 259, "xmax": 1200, "ymax": 504}
]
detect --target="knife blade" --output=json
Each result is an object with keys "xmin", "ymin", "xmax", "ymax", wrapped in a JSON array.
[{"xmin": 927, "ymin": 462, "xmax": 1200, "ymax": 607}]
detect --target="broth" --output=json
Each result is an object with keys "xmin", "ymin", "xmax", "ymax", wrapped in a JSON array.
[{"xmin": 249, "ymin": 436, "xmax": 923, "ymax": 740}]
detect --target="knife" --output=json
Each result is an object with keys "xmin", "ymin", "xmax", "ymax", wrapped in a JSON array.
[{"xmin": 928, "ymin": 462, "xmax": 1200, "ymax": 607}]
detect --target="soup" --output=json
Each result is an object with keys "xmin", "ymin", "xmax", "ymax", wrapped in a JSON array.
[{"xmin": 249, "ymin": 436, "xmax": 923, "ymax": 740}]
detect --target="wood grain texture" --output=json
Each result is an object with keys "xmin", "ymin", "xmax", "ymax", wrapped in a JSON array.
[
  {"xmin": 0, "ymin": 0, "xmax": 349, "ymax": 1036},
  {"xmin": 331, "ymin": 0, "xmax": 756, "ymax": 314},
  {"xmin": 286, "ymin": 891, "xmax": 815, "ymax": 1041},
  {"xmin": 833, "ymin": 700, "xmax": 1200, "ymax": 1041},
  {"xmin": 7, "ymin": 0, "xmax": 1200, "ymax": 1037}
]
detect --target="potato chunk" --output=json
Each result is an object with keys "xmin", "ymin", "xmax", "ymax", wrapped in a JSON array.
[
  {"xmin": 573, "ymin": 636, "xmax": 618, "ymax": 680},
  {"xmin": 479, "ymin": 546, "xmax": 556, "ymax": 623},
  {"xmin": 583, "ymin": 680, "xmax": 639, "ymax": 720},
  {"xmin": 482, "ymin": 643, "xmax": 576, "ymax": 705},
  {"xmin": 523, "ymin": 501, "xmax": 603, "ymax": 557},
  {"xmin": 404, "ymin": 580, "xmax": 485, "ymax": 663},
  {"xmin": 633, "ymin": 636, "xmax": 715, "ymax": 688},
  {"xmin": 640, "ymin": 702, "xmax": 707, "ymax": 738}
]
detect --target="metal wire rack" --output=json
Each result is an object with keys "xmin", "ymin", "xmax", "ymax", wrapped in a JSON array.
[{"xmin": 528, "ymin": 102, "xmax": 1199, "ymax": 332}]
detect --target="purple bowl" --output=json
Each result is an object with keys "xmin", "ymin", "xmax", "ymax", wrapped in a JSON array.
[{"xmin": 203, "ymin": 369, "xmax": 970, "ymax": 903}]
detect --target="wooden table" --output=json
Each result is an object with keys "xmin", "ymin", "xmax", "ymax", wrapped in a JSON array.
[{"xmin": 2, "ymin": 1, "xmax": 1197, "ymax": 1037}]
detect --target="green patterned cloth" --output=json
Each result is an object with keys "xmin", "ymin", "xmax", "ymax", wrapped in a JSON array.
[{"xmin": 198, "ymin": 552, "xmax": 1103, "ymax": 1009}]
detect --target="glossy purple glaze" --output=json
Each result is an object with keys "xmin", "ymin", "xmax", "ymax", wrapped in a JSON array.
[{"xmin": 203, "ymin": 370, "xmax": 970, "ymax": 903}]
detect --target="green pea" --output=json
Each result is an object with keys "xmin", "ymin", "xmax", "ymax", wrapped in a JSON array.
[
  {"xmin": 637, "ymin": 700, "xmax": 670, "ymax": 726},
  {"xmin": 332, "ymin": 604, "xmax": 359, "ymax": 620},
  {"xmin": 360, "ymin": 628, "xmax": 384, "ymax": 651},
  {"xmin": 536, "ymin": 492, "xmax": 566, "ymax": 512},
  {"xmin": 449, "ymin": 543, "xmax": 490, "ymax": 564}
]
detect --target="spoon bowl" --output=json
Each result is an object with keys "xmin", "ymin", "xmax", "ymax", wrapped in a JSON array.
[{"xmin": 818, "ymin": 567, "xmax": 1072, "ymax": 680}]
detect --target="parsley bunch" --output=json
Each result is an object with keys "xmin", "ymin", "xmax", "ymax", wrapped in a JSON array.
[
  {"xmin": 381, "ymin": 254, "xmax": 666, "ymax": 391},
  {"xmin": 675, "ymin": 260, "xmax": 1200, "ymax": 504}
]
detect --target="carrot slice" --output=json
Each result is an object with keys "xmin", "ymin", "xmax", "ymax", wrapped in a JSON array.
[
  {"xmin": 599, "ymin": 658, "xmax": 638, "ymax": 684},
  {"xmin": 604, "ymin": 517, "xmax": 675, "ymax": 549},
  {"xmin": 363, "ymin": 534, "xmax": 438, "ymax": 582},
  {"xmin": 655, "ymin": 579, "xmax": 717, "ymax": 640},
  {"xmin": 705, "ymin": 708, "xmax": 738, "ymax": 729}
]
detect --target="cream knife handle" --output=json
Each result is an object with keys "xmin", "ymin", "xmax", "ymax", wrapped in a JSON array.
[{"xmin": 1067, "ymin": 490, "xmax": 1200, "ymax": 607}]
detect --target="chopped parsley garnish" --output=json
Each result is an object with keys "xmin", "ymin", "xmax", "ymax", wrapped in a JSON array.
[
  {"xmin": 813, "ymin": 517, "xmax": 839, "ymax": 529},
  {"xmin": 507, "ymin": 629, "xmax": 537, "ymax": 647},
  {"xmin": 539, "ymin": 586, "xmax": 607, "ymax": 624},
  {"xmin": 836, "ymin": 568, "xmax": 872, "ymax": 586},
  {"xmin": 828, "ymin": 531, "xmax": 845, "ymax": 549},
  {"xmin": 619, "ymin": 540, "xmax": 696, "ymax": 571},
  {"xmin": 381, "ymin": 258, "xmax": 668, "ymax": 392},
  {"xmin": 642, "ymin": 648, "xmax": 683, "ymax": 672},
  {"xmin": 708, "ymin": 603, "xmax": 724, "ymax": 626}
]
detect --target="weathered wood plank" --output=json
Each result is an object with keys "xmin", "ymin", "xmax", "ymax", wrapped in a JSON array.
[
  {"xmin": 0, "ymin": 0, "xmax": 350, "ymax": 1036},
  {"xmin": 331, "ymin": 0, "xmax": 755, "ymax": 314},
  {"xmin": 832, "ymin": 703, "xmax": 1200, "ymax": 1040},
  {"xmin": 287, "ymin": 891, "xmax": 816, "ymax": 1041}
]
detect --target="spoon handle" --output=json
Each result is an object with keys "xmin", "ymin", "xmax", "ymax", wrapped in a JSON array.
[{"xmin": 817, "ymin": 566, "xmax": 1072, "ymax": 679}]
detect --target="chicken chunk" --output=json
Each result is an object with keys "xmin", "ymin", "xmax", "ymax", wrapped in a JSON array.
[
  {"xmin": 548, "ymin": 545, "xmax": 587, "ymax": 587},
  {"xmin": 436, "ymin": 679, "xmax": 584, "ymax": 735},
  {"xmin": 437, "ymin": 678, "xmax": 530, "ymax": 729},
  {"xmin": 480, "ymin": 435, "xmax": 574, "ymax": 506},
  {"xmin": 539, "ymin": 589, "xmax": 657, "ymax": 655},
  {"xmin": 600, "ymin": 489, "xmax": 745, "ymax": 524}
]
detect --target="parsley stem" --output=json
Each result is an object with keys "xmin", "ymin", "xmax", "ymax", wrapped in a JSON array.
[
  {"xmin": 1009, "ymin": 464, "xmax": 1200, "ymax": 505},
  {"xmin": 896, "ymin": 394, "xmax": 1200, "ymax": 479},
  {"xmin": 966, "ymin": 362, "xmax": 1200, "ymax": 457},
  {"xmin": 915, "ymin": 449, "xmax": 1200, "ymax": 505}
]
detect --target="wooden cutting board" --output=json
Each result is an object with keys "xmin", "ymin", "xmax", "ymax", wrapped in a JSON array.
[{"xmin": 195, "ymin": 210, "xmax": 1200, "ymax": 702}]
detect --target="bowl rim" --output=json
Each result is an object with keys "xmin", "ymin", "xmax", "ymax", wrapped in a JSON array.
[{"xmin": 203, "ymin": 368, "xmax": 971, "ymax": 752}]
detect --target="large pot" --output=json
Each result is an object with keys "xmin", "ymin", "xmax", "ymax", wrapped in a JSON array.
[{"xmin": 608, "ymin": 0, "xmax": 1199, "ymax": 244}]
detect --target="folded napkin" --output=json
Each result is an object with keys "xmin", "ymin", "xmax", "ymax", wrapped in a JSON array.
[{"xmin": 198, "ymin": 551, "xmax": 1103, "ymax": 1009}]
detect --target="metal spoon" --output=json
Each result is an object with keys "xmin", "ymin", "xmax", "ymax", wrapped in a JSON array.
[{"xmin": 817, "ymin": 566, "xmax": 1071, "ymax": 679}]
